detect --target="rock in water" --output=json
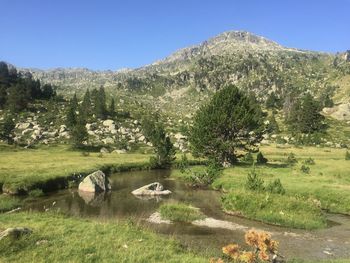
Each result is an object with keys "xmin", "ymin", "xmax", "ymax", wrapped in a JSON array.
[
  {"xmin": 78, "ymin": 170, "xmax": 111, "ymax": 193},
  {"xmin": 132, "ymin": 182, "xmax": 171, "ymax": 196},
  {"xmin": 0, "ymin": 227, "xmax": 32, "ymax": 240}
]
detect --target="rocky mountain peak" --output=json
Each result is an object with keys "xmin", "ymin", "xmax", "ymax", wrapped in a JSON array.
[{"xmin": 151, "ymin": 31, "xmax": 290, "ymax": 66}]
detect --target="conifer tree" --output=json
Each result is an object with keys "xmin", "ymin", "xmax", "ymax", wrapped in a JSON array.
[
  {"xmin": 287, "ymin": 93, "xmax": 324, "ymax": 134},
  {"xmin": 0, "ymin": 114, "xmax": 15, "ymax": 144},
  {"xmin": 109, "ymin": 98, "xmax": 115, "ymax": 117},
  {"xmin": 189, "ymin": 85, "xmax": 264, "ymax": 165}
]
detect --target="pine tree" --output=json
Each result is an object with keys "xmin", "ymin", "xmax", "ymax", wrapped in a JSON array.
[
  {"xmin": 81, "ymin": 89, "xmax": 92, "ymax": 121},
  {"xmin": 0, "ymin": 85, "xmax": 7, "ymax": 108},
  {"xmin": 6, "ymin": 82, "xmax": 29, "ymax": 112},
  {"xmin": 94, "ymin": 86, "xmax": 107, "ymax": 119},
  {"xmin": 109, "ymin": 98, "xmax": 115, "ymax": 117},
  {"xmin": 142, "ymin": 112, "xmax": 175, "ymax": 168},
  {"xmin": 267, "ymin": 113, "xmax": 279, "ymax": 134},
  {"xmin": 71, "ymin": 93, "xmax": 79, "ymax": 111},
  {"xmin": 189, "ymin": 85, "xmax": 264, "ymax": 165},
  {"xmin": 71, "ymin": 120, "xmax": 88, "ymax": 148},
  {"xmin": 0, "ymin": 114, "xmax": 15, "ymax": 144},
  {"xmin": 287, "ymin": 93, "xmax": 324, "ymax": 134},
  {"xmin": 66, "ymin": 105, "xmax": 77, "ymax": 129}
]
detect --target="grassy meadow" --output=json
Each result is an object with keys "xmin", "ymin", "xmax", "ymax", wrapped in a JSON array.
[
  {"xmin": 0, "ymin": 143, "xmax": 151, "ymax": 194},
  {"xmin": 173, "ymin": 145, "xmax": 350, "ymax": 229},
  {"xmin": 0, "ymin": 212, "xmax": 206, "ymax": 263}
]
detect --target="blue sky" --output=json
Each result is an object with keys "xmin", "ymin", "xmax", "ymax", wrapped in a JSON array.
[{"xmin": 1, "ymin": 0, "xmax": 349, "ymax": 70}]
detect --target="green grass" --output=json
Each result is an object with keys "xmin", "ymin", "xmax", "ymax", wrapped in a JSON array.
[
  {"xmin": 222, "ymin": 190, "xmax": 326, "ymax": 229},
  {"xmin": 212, "ymin": 146, "xmax": 350, "ymax": 215},
  {"xmin": 0, "ymin": 212, "xmax": 206, "ymax": 263},
  {"xmin": 0, "ymin": 195, "xmax": 22, "ymax": 212},
  {"xmin": 159, "ymin": 203, "xmax": 205, "ymax": 223},
  {"xmin": 172, "ymin": 145, "xmax": 350, "ymax": 228},
  {"xmin": 0, "ymin": 144, "xmax": 151, "ymax": 194},
  {"xmin": 0, "ymin": 143, "xmax": 203, "ymax": 195}
]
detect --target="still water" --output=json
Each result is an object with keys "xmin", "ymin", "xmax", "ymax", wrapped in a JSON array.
[{"xmin": 25, "ymin": 170, "xmax": 350, "ymax": 260}]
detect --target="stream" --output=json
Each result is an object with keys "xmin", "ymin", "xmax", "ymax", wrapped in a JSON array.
[{"xmin": 25, "ymin": 170, "xmax": 350, "ymax": 261}]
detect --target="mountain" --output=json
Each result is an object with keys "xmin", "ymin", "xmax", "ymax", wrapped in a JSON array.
[{"xmin": 19, "ymin": 31, "xmax": 350, "ymax": 114}]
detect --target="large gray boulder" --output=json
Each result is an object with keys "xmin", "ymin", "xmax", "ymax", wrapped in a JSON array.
[
  {"xmin": 132, "ymin": 182, "xmax": 171, "ymax": 196},
  {"xmin": 78, "ymin": 170, "xmax": 111, "ymax": 193}
]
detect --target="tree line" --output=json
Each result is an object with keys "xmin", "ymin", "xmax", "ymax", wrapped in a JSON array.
[{"xmin": 0, "ymin": 62, "xmax": 56, "ymax": 112}]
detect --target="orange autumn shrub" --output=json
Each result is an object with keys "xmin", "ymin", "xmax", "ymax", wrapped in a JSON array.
[{"xmin": 211, "ymin": 229, "xmax": 280, "ymax": 263}]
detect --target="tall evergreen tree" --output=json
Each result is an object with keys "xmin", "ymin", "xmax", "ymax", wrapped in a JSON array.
[
  {"xmin": 142, "ymin": 112, "xmax": 175, "ymax": 168},
  {"xmin": 94, "ymin": 86, "xmax": 107, "ymax": 119},
  {"xmin": 6, "ymin": 82, "xmax": 30, "ymax": 112},
  {"xmin": 109, "ymin": 98, "xmax": 115, "ymax": 117},
  {"xmin": 66, "ymin": 105, "xmax": 77, "ymax": 129},
  {"xmin": 0, "ymin": 114, "xmax": 15, "ymax": 144},
  {"xmin": 189, "ymin": 85, "xmax": 264, "ymax": 165},
  {"xmin": 287, "ymin": 93, "xmax": 324, "ymax": 134},
  {"xmin": 81, "ymin": 89, "xmax": 92, "ymax": 121}
]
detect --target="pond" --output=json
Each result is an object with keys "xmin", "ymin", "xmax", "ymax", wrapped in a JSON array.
[{"xmin": 25, "ymin": 170, "xmax": 350, "ymax": 261}]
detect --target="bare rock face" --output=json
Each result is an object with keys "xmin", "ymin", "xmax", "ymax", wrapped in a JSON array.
[
  {"xmin": 78, "ymin": 170, "xmax": 111, "ymax": 193},
  {"xmin": 323, "ymin": 103, "xmax": 350, "ymax": 121},
  {"xmin": 131, "ymin": 182, "xmax": 171, "ymax": 196},
  {"xmin": 0, "ymin": 227, "xmax": 32, "ymax": 240}
]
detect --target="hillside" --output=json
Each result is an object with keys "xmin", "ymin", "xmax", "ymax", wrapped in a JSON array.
[{"xmin": 17, "ymin": 31, "xmax": 349, "ymax": 124}]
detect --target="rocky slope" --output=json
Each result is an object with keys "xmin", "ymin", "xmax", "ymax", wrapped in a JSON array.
[{"xmin": 19, "ymin": 31, "xmax": 350, "ymax": 116}]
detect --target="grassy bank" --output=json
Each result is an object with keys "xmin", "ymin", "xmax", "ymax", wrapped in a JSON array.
[
  {"xmin": 0, "ymin": 212, "xmax": 206, "ymax": 263},
  {"xmin": 159, "ymin": 203, "xmax": 204, "ymax": 222},
  {"xmin": 212, "ymin": 146, "xmax": 350, "ymax": 215},
  {"xmin": 172, "ymin": 145, "xmax": 350, "ymax": 229},
  {"xmin": 222, "ymin": 190, "xmax": 326, "ymax": 229},
  {"xmin": 0, "ymin": 195, "xmax": 22, "ymax": 212},
  {"xmin": 0, "ymin": 144, "xmax": 204, "ymax": 195},
  {"xmin": 0, "ymin": 144, "xmax": 151, "ymax": 194}
]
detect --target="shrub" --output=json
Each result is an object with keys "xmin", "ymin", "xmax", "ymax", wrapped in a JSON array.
[
  {"xmin": 345, "ymin": 151, "xmax": 350, "ymax": 160},
  {"xmin": 285, "ymin": 152, "xmax": 298, "ymax": 166},
  {"xmin": 300, "ymin": 164, "xmax": 310, "ymax": 174},
  {"xmin": 211, "ymin": 230, "xmax": 280, "ymax": 263},
  {"xmin": 159, "ymin": 203, "xmax": 204, "ymax": 222},
  {"xmin": 303, "ymin": 157, "xmax": 315, "ymax": 165},
  {"xmin": 242, "ymin": 152, "xmax": 254, "ymax": 164},
  {"xmin": 28, "ymin": 189, "xmax": 44, "ymax": 197},
  {"xmin": 266, "ymin": 179, "xmax": 285, "ymax": 195},
  {"xmin": 245, "ymin": 169, "xmax": 265, "ymax": 192},
  {"xmin": 184, "ymin": 160, "xmax": 222, "ymax": 187},
  {"xmin": 81, "ymin": 151, "xmax": 90, "ymax": 157},
  {"xmin": 177, "ymin": 154, "xmax": 189, "ymax": 173},
  {"xmin": 256, "ymin": 152, "xmax": 268, "ymax": 164}
]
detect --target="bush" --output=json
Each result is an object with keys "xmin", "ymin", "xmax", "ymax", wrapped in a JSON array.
[
  {"xmin": 256, "ymin": 152, "xmax": 268, "ymax": 164},
  {"xmin": 177, "ymin": 154, "xmax": 189, "ymax": 173},
  {"xmin": 0, "ymin": 195, "xmax": 22, "ymax": 212},
  {"xmin": 300, "ymin": 164, "xmax": 310, "ymax": 174},
  {"xmin": 303, "ymin": 157, "xmax": 315, "ymax": 165},
  {"xmin": 345, "ymin": 151, "xmax": 350, "ymax": 160},
  {"xmin": 245, "ymin": 169, "xmax": 265, "ymax": 192},
  {"xmin": 266, "ymin": 179, "xmax": 285, "ymax": 195},
  {"xmin": 285, "ymin": 152, "xmax": 298, "ymax": 166},
  {"xmin": 242, "ymin": 152, "xmax": 254, "ymax": 164},
  {"xmin": 184, "ymin": 160, "xmax": 222, "ymax": 187},
  {"xmin": 159, "ymin": 203, "xmax": 204, "ymax": 222},
  {"xmin": 28, "ymin": 189, "xmax": 44, "ymax": 197}
]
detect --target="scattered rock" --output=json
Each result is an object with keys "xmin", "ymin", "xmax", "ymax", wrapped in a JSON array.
[
  {"xmin": 16, "ymin": 123, "xmax": 33, "ymax": 130},
  {"xmin": 132, "ymin": 182, "xmax": 171, "ymax": 196},
  {"xmin": 100, "ymin": 147, "xmax": 109, "ymax": 153},
  {"xmin": 147, "ymin": 212, "xmax": 172, "ymax": 224},
  {"xmin": 192, "ymin": 217, "xmax": 248, "ymax": 231},
  {"xmin": 78, "ymin": 170, "xmax": 111, "ymax": 193}
]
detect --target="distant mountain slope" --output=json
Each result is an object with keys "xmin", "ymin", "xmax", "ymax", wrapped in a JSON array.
[{"xmin": 18, "ymin": 31, "xmax": 350, "ymax": 109}]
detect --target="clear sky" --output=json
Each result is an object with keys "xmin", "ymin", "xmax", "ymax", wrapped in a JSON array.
[{"xmin": 1, "ymin": 0, "xmax": 349, "ymax": 70}]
